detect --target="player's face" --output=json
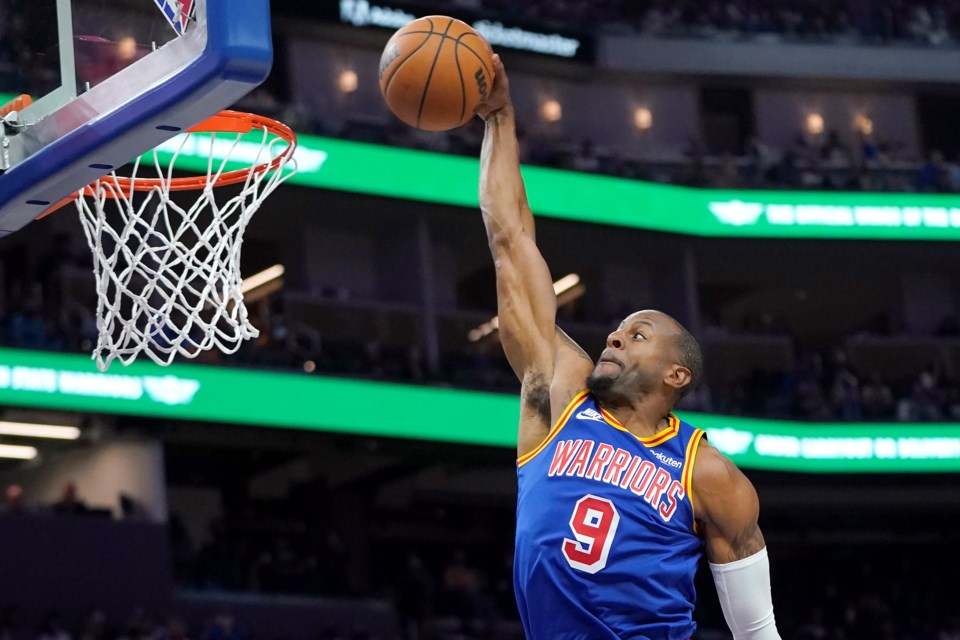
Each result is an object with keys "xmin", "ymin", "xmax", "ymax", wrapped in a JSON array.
[{"xmin": 586, "ymin": 310, "xmax": 681, "ymax": 403}]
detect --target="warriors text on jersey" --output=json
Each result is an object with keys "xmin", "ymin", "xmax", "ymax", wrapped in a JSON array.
[{"xmin": 514, "ymin": 391, "xmax": 707, "ymax": 640}]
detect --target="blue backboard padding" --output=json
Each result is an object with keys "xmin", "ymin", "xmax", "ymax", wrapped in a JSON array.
[{"xmin": 0, "ymin": 0, "xmax": 273, "ymax": 235}]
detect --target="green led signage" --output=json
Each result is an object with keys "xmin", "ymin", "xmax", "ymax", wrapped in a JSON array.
[
  {"xmin": 2, "ymin": 348, "xmax": 960, "ymax": 472},
  {"xmin": 154, "ymin": 132, "xmax": 960, "ymax": 241}
]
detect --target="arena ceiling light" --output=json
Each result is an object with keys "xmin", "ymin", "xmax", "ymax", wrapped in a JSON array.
[
  {"xmin": 0, "ymin": 444, "xmax": 38, "ymax": 460},
  {"xmin": 469, "ymin": 274, "xmax": 583, "ymax": 342},
  {"xmin": 633, "ymin": 107, "xmax": 653, "ymax": 131},
  {"xmin": 0, "ymin": 421, "xmax": 81, "ymax": 440},
  {"xmin": 241, "ymin": 264, "xmax": 285, "ymax": 295},
  {"xmin": 541, "ymin": 99, "xmax": 562, "ymax": 123},
  {"xmin": 805, "ymin": 112, "xmax": 825, "ymax": 136},
  {"xmin": 338, "ymin": 69, "xmax": 359, "ymax": 94}
]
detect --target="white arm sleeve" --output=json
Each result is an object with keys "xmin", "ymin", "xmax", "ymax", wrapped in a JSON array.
[{"xmin": 709, "ymin": 547, "xmax": 781, "ymax": 640}]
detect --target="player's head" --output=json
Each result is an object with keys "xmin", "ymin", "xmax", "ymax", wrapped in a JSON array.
[{"xmin": 586, "ymin": 310, "xmax": 702, "ymax": 410}]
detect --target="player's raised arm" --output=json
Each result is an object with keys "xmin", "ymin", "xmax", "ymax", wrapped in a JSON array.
[
  {"xmin": 477, "ymin": 56, "xmax": 592, "ymax": 454},
  {"xmin": 478, "ymin": 54, "xmax": 554, "ymax": 381},
  {"xmin": 693, "ymin": 444, "xmax": 782, "ymax": 640}
]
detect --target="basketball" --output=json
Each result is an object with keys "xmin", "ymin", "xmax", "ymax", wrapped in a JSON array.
[{"xmin": 379, "ymin": 16, "xmax": 494, "ymax": 132}]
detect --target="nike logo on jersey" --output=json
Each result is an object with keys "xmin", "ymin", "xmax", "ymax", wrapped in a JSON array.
[
  {"xmin": 547, "ymin": 439, "xmax": 687, "ymax": 523},
  {"xmin": 576, "ymin": 408, "xmax": 605, "ymax": 422}
]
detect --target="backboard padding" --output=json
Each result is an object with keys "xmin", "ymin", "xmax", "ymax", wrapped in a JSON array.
[{"xmin": 0, "ymin": 0, "xmax": 273, "ymax": 236}]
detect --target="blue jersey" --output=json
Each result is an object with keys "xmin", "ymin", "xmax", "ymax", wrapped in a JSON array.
[{"xmin": 514, "ymin": 391, "xmax": 707, "ymax": 640}]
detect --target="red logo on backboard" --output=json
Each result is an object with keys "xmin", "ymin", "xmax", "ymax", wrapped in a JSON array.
[{"xmin": 154, "ymin": 0, "xmax": 193, "ymax": 35}]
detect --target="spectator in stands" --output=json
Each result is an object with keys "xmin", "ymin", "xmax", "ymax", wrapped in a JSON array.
[
  {"xmin": 861, "ymin": 375, "xmax": 895, "ymax": 419},
  {"xmin": 745, "ymin": 136, "xmax": 777, "ymax": 186},
  {"xmin": 3, "ymin": 485, "xmax": 24, "ymax": 514},
  {"xmin": 52, "ymin": 483, "xmax": 88, "ymax": 516},
  {"xmin": 821, "ymin": 130, "xmax": 849, "ymax": 163},
  {"xmin": 7, "ymin": 298, "xmax": 48, "ymax": 350},
  {"xmin": 571, "ymin": 139, "xmax": 600, "ymax": 173},
  {"xmin": 395, "ymin": 554, "xmax": 433, "ymax": 640},
  {"xmin": 440, "ymin": 550, "xmax": 488, "ymax": 635},
  {"xmin": 911, "ymin": 366, "xmax": 946, "ymax": 421},
  {"xmin": 711, "ymin": 154, "xmax": 743, "ymax": 188},
  {"xmin": 831, "ymin": 366, "xmax": 862, "ymax": 421},
  {"xmin": 917, "ymin": 150, "xmax": 949, "ymax": 192}
]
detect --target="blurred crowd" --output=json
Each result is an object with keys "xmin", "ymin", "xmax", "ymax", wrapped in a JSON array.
[
  {"xmin": 423, "ymin": 0, "xmax": 960, "ymax": 46},
  {"xmin": 0, "ymin": 606, "xmax": 308, "ymax": 640},
  {"xmin": 516, "ymin": 128, "xmax": 942, "ymax": 194},
  {"xmin": 686, "ymin": 353, "xmax": 960, "ymax": 422},
  {"xmin": 306, "ymin": 108, "xmax": 952, "ymax": 195},
  {"xmin": 0, "ymin": 482, "xmax": 122, "ymax": 519},
  {"xmin": 4, "ymin": 248, "xmax": 960, "ymax": 424},
  {"xmin": 164, "ymin": 489, "xmax": 960, "ymax": 640},
  {"xmin": 167, "ymin": 485, "xmax": 524, "ymax": 640},
  {"xmin": 4, "ymin": 475, "xmax": 960, "ymax": 640}
]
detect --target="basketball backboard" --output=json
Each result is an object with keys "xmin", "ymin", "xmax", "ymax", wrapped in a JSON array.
[{"xmin": 0, "ymin": 0, "xmax": 274, "ymax": 236}]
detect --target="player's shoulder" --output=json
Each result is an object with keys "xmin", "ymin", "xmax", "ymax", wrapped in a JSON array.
[
  {"xmin": 690, "ymin": 441, "xmax": 759, "ymax": 522},
  {"xmin": 692, "ymin": 441, "xmax": 742, "ymax": 486}
]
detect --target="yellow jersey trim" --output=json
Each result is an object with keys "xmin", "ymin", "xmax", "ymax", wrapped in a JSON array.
[
  {"xmin": 598, "ymin": 409, "xmax": 681, "ymax": 448},
  {"xmin": 517, "ymin": 390, "xmax": 590, "ymax": 468},
  {"xmin": 682, "ymin": 429, "xmax": 707, "ymax": 535}
]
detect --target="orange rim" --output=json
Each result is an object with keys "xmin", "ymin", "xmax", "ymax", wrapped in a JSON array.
[{"xmin": 38, "ymin": 110, "xmax": 297, "ymax": 218}]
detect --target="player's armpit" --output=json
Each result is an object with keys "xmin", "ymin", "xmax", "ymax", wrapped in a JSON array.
[
  {"xmin": 516, "ymin": 372, "xmax": 554, "ymax": 458},
  {"xmin": 522, "ymin": 373, "xmax": 552, "ymax": 427}
]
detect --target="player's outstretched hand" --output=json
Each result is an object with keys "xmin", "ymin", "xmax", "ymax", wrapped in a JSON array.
[{"xmin": 476, "ymin": 54, "xmax": 509, "ymax": 121}]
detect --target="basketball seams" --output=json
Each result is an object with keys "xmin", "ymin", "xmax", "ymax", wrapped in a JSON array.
[
  {"xmin": 452, "ymin": 35, "xmax": 467, "ymax": 123},
  {"xmin": 382, "ymin": 17, "xmax": 493, "ymax": 130},
  {"xmin": 456, "ymin": 34, "xmax": 493, "ymax": 78},
  {"xmin": 382, "ymin": 33, "xmax": 435, "ymax": 94},
  {"xmin": 416, "ymin": 18, "xmax": 456, "ymax": 128},
  {"xmin": 399, "ymin": 30, "xmax": 493, "ymax": 79},
  {"xmin": 381, "ymin": 20, "xmax": 436, "ymax": 95}
]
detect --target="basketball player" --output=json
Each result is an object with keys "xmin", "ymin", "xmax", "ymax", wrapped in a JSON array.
[{"xmin": 476, "ymin": 54, "xmax": 781, "ymax": 639}]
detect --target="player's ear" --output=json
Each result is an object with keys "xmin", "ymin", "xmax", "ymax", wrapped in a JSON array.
[{"xmin": 665, "ymin": 364, "xmax": 691, "ymax": 392}]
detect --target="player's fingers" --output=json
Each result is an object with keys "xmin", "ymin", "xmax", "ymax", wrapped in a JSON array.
[{"xmin": 492, "ymin": 54, "xmax": 506, "ymax": 82}]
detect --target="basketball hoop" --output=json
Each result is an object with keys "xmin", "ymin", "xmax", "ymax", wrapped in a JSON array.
[{"xmin": 63, "ymin": 110, "xmax": 298, "ymax": 371}]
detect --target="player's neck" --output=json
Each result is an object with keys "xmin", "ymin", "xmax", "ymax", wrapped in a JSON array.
[{"xmin": 595, "ymin": 395, "xmax": 671, "ymax": 439}]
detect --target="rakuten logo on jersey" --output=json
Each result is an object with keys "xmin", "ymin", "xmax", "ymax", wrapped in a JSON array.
[
  {"xmin": 651, "ymin": 451, "xmax": 682, "ymax": 469},
  {"xmin": 547, "ymin": 439, "xmax": 687, "ymax": 523}
]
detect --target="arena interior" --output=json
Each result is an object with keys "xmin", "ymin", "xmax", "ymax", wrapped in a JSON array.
[{"xmin": 1, "ymin": 0, "xmax": 960, "ymax": 638}]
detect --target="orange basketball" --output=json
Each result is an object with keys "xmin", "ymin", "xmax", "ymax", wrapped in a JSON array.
[{"xmin": 379, "ymin": 16, "xmax": 494, "ymax": 132}]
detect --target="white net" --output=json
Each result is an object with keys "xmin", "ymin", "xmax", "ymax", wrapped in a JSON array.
[{"xmin": 75, "ymin": 120, "xmax": 297, "ymax": 371}]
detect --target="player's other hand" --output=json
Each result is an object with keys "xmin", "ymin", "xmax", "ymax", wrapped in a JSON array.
[{"xmin": 476, "ymin": 54, "xmax": 510, "ymax": 121}]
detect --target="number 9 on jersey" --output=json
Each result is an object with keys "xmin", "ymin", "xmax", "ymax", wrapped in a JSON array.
[{"xmin": 562, "ymin": 494, "xmax": 621, "ymax": 574}]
